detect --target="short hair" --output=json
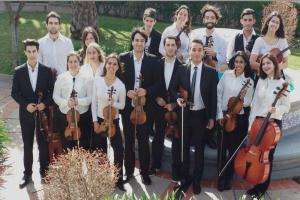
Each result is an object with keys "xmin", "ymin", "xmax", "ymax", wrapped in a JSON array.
[
  {"xmin": 85, "ymin": 42, "xmax": 105, "ymax": 64},
  {"xmin": 163, "ymin": 36, "xmax": 177, "ymax": 46},
  {"xmin": 228, "ymin": 51, "xmax": 252, "ymax": 78},
  {"xmin": 261, "ymin": 11, "xmax": 285, "ymax": 38},
  {"xmin": 240, "ymin": 8, "xmax": 255, "ymax": 19},
  {"xmin": 23, "ymin": 39, "xmax": 39, "ymax": 50},
  {"xmin": 46, "ymin": 11, "xmax": 61, "ymax": 24},
  {"xmin": 102, "ymin": 53, "xmax": 123, "ymax": 78},
  {"xmin": 143, "ymin": 8, "xmax": 157, "ymax": 20},
  {"xmin": 201, "ymin": 4, "xmax": 222, "ymax": 20},
  {"xmin": 131, "ymin": 27, "xmax": 148, "ymax": 43},
  {"xmin": 259, "ymin": 53, "xmax": 281, "ymax": 80},
  {"xmin": 190, "ymin": 39, "xmax": 204, "ymax": 47}
]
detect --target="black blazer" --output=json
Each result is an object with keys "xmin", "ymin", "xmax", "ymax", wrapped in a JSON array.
[
  {"xmin": 155, "ymin": 58, "xmax": 185, "ymax": 104},
  {"xmin": 11, "ymin": 63, "xmax": 54, "ymax": 119},
  {"xmin": 119, "ymin": 51, "xmax": 159, "ymax": 112},
  {"xmin": 183, "ymin": 63, "xmax": 218, "ymax": 120}
]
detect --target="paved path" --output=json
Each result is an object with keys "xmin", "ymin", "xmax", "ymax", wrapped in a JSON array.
[{"xmin": 0, "ymin": 72, "xmax": 300, "ymax": 200}]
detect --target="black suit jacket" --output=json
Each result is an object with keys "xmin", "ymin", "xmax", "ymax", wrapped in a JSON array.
[
  {"xmin": 11, "ymin": 63, "xmax": 54, "ymax": 119},
  {"xmin": 119, "ymin": 51, "xmax": 159, "ymax": 113},
  {"xmin": 155, "ymin": 58, "xmax": 185, "ymax": 104},
  {"xmin": 183, "ymin": 63, "xmax": 218, "ymax": 120}
]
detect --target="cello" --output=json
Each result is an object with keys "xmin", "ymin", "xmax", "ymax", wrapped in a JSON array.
[{"xmin": 234, "ymin": 82, "xmax": 289, "ymax": 185}]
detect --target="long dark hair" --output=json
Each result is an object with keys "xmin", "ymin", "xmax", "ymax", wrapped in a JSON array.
[
  {"xmin": 259, "ymin": 53, "xmax": 281, "ymax": 80},
  {"xmin": 261, "ymin": 11, "xmax": 285, "ymax": 38},
  {"xmin": 228, "ymin": 51, "xmax": 252, "ymax": 78},
  {"xmin": 174, "ymin": 5, "xmax": 191, "ymax": 34},
  {"xmin": 101, "ymin": 53, "xmax": 123, "ymax": 79},
  {"xmin": 80, "ymin": 26, "xmax": 99, "ymax": 60}
]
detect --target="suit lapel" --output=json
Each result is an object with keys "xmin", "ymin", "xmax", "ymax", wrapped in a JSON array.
[
  {"xmin": 35, "ymin": 64, "xmax": 42, "ymax": 93},
  {"xmin": 200, "ymin": 64, "xmax": 206, "ymax": 98},
  {"xmin": 128, "ymin": 52, "xmax": 135, "ymax": 89},
  {"xmin": 168, "ymin": 59, "xmax": 179, "ymax": 91}
]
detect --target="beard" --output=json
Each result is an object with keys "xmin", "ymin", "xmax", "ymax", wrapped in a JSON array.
[{"xmin": 205, "ymin": 22, "xmax": 216, "ymax": 29}]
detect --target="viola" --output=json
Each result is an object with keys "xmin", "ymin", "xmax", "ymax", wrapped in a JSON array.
[
  {"xmin": 36, "ymin": 92, "xmax": 50, "ymax": 138},
  {"xmin": 234, "ymin": 82, "xmax": 289, "ymax": 185},
  {"xmin": 223, "ymin": 79, "xmax": 251, "ymax": 132},
  {"xmin": 95, "ymin": 86, "xmax": 117, "ymax": 138},
  {"xmin": 64, "ymin": 89, "xmax": 81, "ymax": 141},
  {"xmin": 130, "ymin": 75, "xmax": 147, "ymax": 125},
  {"xmin": 203, "ymin": 36, "xmax": 217, "ymax": 68}
]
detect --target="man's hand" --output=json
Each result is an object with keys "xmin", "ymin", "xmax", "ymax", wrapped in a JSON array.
[
  {"xmin": 26, "ymin": 103, "xmax": 37, "ymax": 113},
  {"xmin": 177, "ymin": 98, "xmax": 186, "ymax": 107},
  {"xmin": 137, "ymin": 88, "xmax": 147, "ymax": 97},
  {"xmin": 127, "ymin": 90, "xmax": 137, "ymax": 99},
  {"xmin": 204, "ymin": 46, "xmax": 217, "ymax": 57},
  {"xmin": 36, "ymin": 103, "xmax": 46, "ymax": 111},
  {"xmin": 206, "ymin": 119, "xmax": 215, "ymax": 130}
]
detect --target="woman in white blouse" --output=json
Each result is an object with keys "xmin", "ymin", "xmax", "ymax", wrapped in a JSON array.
[
  {"xmin": 246, "ymin": 53, "xmax": 290, "ymax": 199},
  {"xmin": 91, "ymin": 53, "xmax": 126, "ymax": 191},
  {"xmin": 217, "ymin": 51, "xmax": 254, "ymax": 191},
  {"xmin": 80, "ymin": 42, "xmax": 105, "ymax": 80},
  {"xmin": 53, "ymin": 52, "xmax": 92, "ymax": 150},
  {"xmin": 159, "ymin": 5, "xmax": 191, "ymax": 63}
]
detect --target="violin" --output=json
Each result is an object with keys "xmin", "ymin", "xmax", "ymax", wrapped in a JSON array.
[
  {"xmin": 64, "ymin": 89, "xmax": 81, "ymax": 141},
  {"xmin": 36, "ymin": 92, "xmax": 49, "ymax": 138},
  {"xmin": 203, "ymin": 36, "xmax": 217, "ymax": 68},
  {"xmin": 95, "ymin": 86, "xmax": 117, "ymax": 138},
  {"xmin": 223, "ymin": 79, "xmax": 251, "ymax": 132},
  {"xmin": 234, "ymin": 82, "xmax": 289, "ymax": 185},
  {"xmin": 130, "ymin": 75, "xmax": 147, "ymax": 125}
]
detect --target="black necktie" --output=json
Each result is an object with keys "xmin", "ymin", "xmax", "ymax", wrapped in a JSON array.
[{"xmin": 190, "ymin": 66, "xmax": 197, "ymax": 102}]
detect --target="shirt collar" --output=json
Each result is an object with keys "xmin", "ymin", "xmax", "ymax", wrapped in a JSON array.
[
  {"xmin": 27, "ymin": 61, "xmax": 39, "ymax": 72},
  {"xmin": 241, "ymin": 28, "xmax": 256, "ymax": 36},
  {"xmin": 191, "ymin": 61, "xmax": 203, "ymax": 70},
  {"xmin": 133, "ymin": 51, "xmax": 144, "ymax": 63},
  {"xmin": 46, "ymin": 32, "xmax": 63, "ymax": 41}
]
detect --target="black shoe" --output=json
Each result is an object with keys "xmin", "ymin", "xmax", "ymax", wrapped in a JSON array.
[
  {"xmin": 19, "ymin": 176, "xmax": 33, "ymax": 189},
  {"xmin": 192, "ymin": 182, "xmax": 201, "ymax": 195},
  {"xmin": 116, "ymin": 181, "xmax": 126, "ymax": 191},
  {"xmin": 141, "ymin": 174, "xmax": 152, "ymax": 185},
  {"xmin": 125, "ymin": 174, "xmax": 133, "ymax": 182}
]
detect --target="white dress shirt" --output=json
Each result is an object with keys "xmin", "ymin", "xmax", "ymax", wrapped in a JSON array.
[
  {"xmin": 133, "ymin": 52, "xmax": 144, "ymax": 89},
  {"xmin": 217, "ymin": 70, "xmax": 254, "ymax": 120},
  {"xmin": 159, "ymin": 23, "xmax": 190, "ymax": 63},
  {"xmin": 27, "ymin": 62, "xmax": 39, "ymax": 92},
  {"xmin": 164, "ymin": 58, "xmax": 176, "ymax": 90},
  {"xmin": 92, "ymin": 76, "xmax": 126, "ymax": 122},
  {"xmin": 226, "ymin": 29, "xmax": 256, "ymax": 62},
  {"xmin": 191, "ymin": 28, "xmax": 227, "ymax": 71},
  {"xmin": 190, "ymin": 62, "xmax": 205, "ymax": 111},
  {"xmin": 53, "ymin": 71, "xmax": 92, "ymax": 114},
  {"xmin": 38, "ymin": 33, "xmax": 74, "ymax": 75},
  {"xmin": 80, "ymin": 62, "xmax": 105, "ymax": 80},
  {"xmin": 249, "ymin": 77, "xmax": 290, "ymax": 128}
]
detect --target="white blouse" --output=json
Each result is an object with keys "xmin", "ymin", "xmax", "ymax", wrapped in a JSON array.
[
  {"xmin": 159, "ymin": 23, "xmax": 190, "ymax": 63},
  {"xmin": 217, "ymin": 70, "xmax": 254, "ymax": 120},
  {"xmin": 53, "ymin": 71, "xmax": 92, "ymax": 114},
  {"xmin": 91, "ymin": 76, "xmax": 126, "ymax": 122},
  {"xmin": 80, "ymin": 62, "xmax": 105, "ymax": 80},
  {"xmin": 249, "ymin": 77, "xmax": 290, "ymax": 128},
  {"xmin": 251, "ymin": 37, "xmax": 290, "ymax": 58}
]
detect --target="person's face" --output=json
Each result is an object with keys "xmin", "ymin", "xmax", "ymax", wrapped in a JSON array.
[
  {"xmin": 262, "ymin": 57, "xmax": 275, "ymax": 77},
  {"xmin": 46, "ymin": 17, "xmax": 60, "ymax": 34},
  {"xmin": 164, "ymin": 38, "xmax": 177, "ymax": 58},
  {"xmin": 85, "ymin": 33, "xmax": 96, "ymax": 47},
  {"xmin": 176, "ymin": 8, "xmax": 189, "ymax": 26},
  {"xmin": 203, "ymin": 11, "xmax": 217, "ymax": 29},
  {"xmin": 240, "ymin": 14, "xmax": 255, "ymax": 31},
  {"xmin": 268, "ymin": 16, "xmax": 280, "ymax": 33},
  {"xmin": 67, "ymin": 55, "xmax": 80, "ymax": 74},
  {"xmin": 25, "ymin": 46, "xmax": 39, "ymax": 62},
  {"xmin": 132, "ymin": 33, "xmax": 146, "ymax": 53},
  {"xmin": 234, "ymin": 55, "xmax": 246, "ymax": 75},
  {"xmin": 143, "ymin": 17, "xmax": 156, "ymax": 31},
  {"xmin": 87, "ymin": 47, "xmax": 100, "ymax": 62},
  {"xmin": 105, "ymin": 57, "xmax": 119, "ymax": 75},
  {"xmin": 189, "ymin": 42, "xmax": 204, "ymax": 64}
]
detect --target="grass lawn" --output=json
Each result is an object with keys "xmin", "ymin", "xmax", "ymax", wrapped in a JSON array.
[{"xmin": 0, "ymin": 12, "xmax": 299, "ymax": 74}]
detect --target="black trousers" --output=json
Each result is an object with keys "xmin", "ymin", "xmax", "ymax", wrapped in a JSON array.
[
  {"xmin": 181, "ymin": 109, "xmax": 207, "ymax": 184},
  {"xmin": 57, "ymin": 110, "xmax": 92, "ymax": 150},
  {"xmin": 20, "ymin": 111, "xmax": 49, "ymax": 178},
  {"xmin": 121, "ymin": 109, "xmax": 151, "ymax": 176},
  {"xmin": 218, "ymin": 108, "xmax": 250, "ymax": 184},
  {"xmin": 96, "ymin": 117, "xmax": 124, "ymax": 183},
  {"xmin": 250, "ymin": 119, "xmax": 282, "ymax": 196}
]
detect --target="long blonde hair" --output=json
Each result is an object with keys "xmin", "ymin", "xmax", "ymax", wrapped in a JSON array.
[{"xmin": 84, "ymin": 42, "xmax": 105, "ymax": 64}]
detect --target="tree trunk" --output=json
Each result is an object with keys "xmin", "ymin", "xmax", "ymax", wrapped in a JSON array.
[
  {"xmin": 5, "ymin": 2, "xmax": 25, "ymax": 68},
  {"xmin": 70, "ymin": 1, "xmax": 99, "ymax": 40}
]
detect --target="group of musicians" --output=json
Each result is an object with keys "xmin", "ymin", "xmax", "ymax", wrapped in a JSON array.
[{"xmin": 11, "ymin": 4, "xmax": 291, "ymax": 200}]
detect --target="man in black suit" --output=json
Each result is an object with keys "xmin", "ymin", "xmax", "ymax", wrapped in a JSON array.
[
  {"xmin": 150, "ymin": 36, "xmax": 185, "ymax": 181},
  {"xmin": 11, "ymin": 39, "xmax": 54, "ymax": 188},
  {"xmin": 119, "ymin": 28, "xmax": 159, "ymax": 185},
  {"xmin": 176, "ymin": 39, "xmax": 217, "ymax": 195}
]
